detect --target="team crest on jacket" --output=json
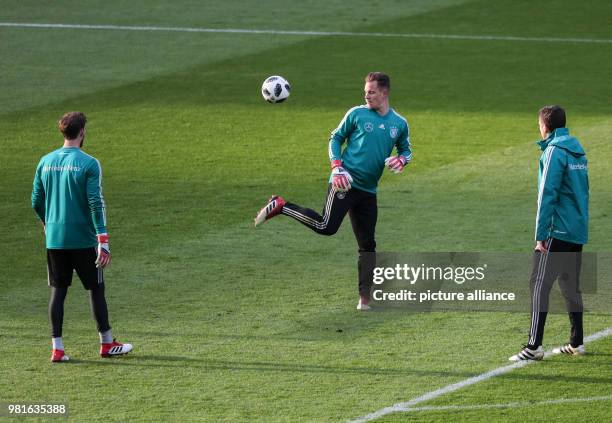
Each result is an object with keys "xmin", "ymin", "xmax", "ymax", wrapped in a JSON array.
[
  {"xmin": 390, "ymin": 126, "xmax": 398, "ymax": 138},
  {"xmin": 364, "ymin": 122, "xmax": 374, "ymax": 132},
  {"xmin": 336, "ymin": 191, "xmax": 346, "ymax": 199}
]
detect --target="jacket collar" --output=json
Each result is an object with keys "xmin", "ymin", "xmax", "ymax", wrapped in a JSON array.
[{"xmin": 537, "ymin": 127, "xmax": 569, "ymax": 151}]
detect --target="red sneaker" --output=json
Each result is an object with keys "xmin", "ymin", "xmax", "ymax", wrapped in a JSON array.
[
  {"xmin": 254, "ymin": 195, "xmax": 286, "ymax": 227},
  {"xmin": 51, "ymin": 349, "xmax": 70, "ymax": 362},
  {"xmin": 100, "ymin": 339, "xmax": 133, "ymax": 357}
]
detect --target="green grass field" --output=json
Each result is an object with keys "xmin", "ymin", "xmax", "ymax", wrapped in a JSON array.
[{"xmin": 1, "ymin": 1, "xmax": 611, "ymax": 421}]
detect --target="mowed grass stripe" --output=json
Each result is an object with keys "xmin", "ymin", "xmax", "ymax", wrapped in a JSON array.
[
  {"xmin": 0, "ymin": 0, "xmax": 467, "ymax": 115},
  {"xmin": 2, "ymin": 22, "xmax": 612, "ymax": 44}
]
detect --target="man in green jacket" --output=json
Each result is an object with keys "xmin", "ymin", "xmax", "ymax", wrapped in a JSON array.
[
  {"xmin": 510, "ymin": 105, "xmax": 589, "ymax": 361},
  {"xmin": 32, "ymin": 112, "xmax": 133, "ymax": 362},
  {"xmin": 253, "ymin": 72, "xmax": 412, "ymax": 310}
]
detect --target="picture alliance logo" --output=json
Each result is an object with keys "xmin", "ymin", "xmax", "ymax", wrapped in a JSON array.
[{"xmin": 372, "ymin": 263, "xmax": 488, "ymax": 285}]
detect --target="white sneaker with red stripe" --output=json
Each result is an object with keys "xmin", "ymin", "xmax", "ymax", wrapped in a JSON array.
[
  {"xmin": 51, "ymin": 349, "xmax": 70, "ymax": 363},
  {"xmin": 254, "ymin": 195, "xmax": 286, "ymax": 227},
  {"xmin": 100, "ymin": 339, "xmax": 133, "ymax": 357}
]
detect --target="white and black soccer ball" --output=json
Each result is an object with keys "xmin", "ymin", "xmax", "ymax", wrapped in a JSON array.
[{"xmin": 261, "ymin": 75, "xmax": 291, "ymax": 103}]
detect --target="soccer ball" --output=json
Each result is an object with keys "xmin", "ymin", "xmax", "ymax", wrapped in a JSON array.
[{"xmin": 261, "ymin": 75, "xmax": 291, "ymax": 103}]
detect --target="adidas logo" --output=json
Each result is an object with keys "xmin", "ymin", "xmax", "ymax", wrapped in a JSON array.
[{"xmin": 267, "ymin": 201, "xmax": 276, "ymax": 213}]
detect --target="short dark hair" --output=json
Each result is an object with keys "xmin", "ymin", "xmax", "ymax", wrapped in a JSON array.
[
  {"xmin": 538, "ymin": 105, "xmax": 566, "ymax": 132},
  {"xmin": 58, "ymin": 112, "xmax": 87, "ymax": 140},
  {"xmin": 365, "ymin": 72, "xmax": 390, "ymax": 90}
]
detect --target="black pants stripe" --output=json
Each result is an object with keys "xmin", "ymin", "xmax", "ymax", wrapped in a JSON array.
[
  {"xmin": 282, "ymin": 187, "xmax": 339, "ymax": 233},
  {"xmin": 282, "ymin": 185, "xmax": 377, "ymax": 297},
  {"xmin": 528, "ymin": 238, "xmax": 584, "ymax": 347}
]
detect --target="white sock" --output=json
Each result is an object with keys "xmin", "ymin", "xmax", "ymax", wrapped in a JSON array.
[
  {"xmin": 99, "ymin": 329, "xmax": 113, "ymax": 344},
  {"xmin": 52, "ymin": 337, "xmax": 64, "ymax": 350}
]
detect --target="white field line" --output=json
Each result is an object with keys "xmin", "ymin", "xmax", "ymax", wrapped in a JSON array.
[
  {"xmin": 1, "ymin": 22, "xmax": 612, "ymax": 44},
  {"xmin": 402, "ymin": 394, "xmax": 612, "ymax": 413},
  {"xmin": 349, "ymin": 327, "xmax": 612, "ymax": 423}
]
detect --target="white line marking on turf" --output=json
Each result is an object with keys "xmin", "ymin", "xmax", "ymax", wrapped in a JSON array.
[
  {"xmin": 1, "ymin": 22, "xmax": 612, "ymax": 44},
  {"xmin": 349, "ymin": 328, "xmax": 611, "ymax": 423},
  {"xmin": 402, "ymin": 394, "xmax": 612, "ymax": 413}
]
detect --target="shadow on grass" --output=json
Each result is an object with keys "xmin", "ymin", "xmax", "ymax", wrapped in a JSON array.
[
  {"xmin": 3, "ymin": 0, "xmax": 611, "ymax": 121},
  {"xmin": 66, "ymin": 354, "xmax": 612, "ymax": 385},
  {"xmin": 67, "ymin": 354, "xmax": 479, "ymax": 378}
]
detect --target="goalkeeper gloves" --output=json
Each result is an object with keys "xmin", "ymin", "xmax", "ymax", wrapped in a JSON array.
[
  {"xmin": 331, "ymin": 160, "xmax": 353, "ymax": 192},
  {"xmin": 95, "ymin": 233, "xmax": 111, "ymax": 269},
  {"xmin": 385, "ymin": 155, "xmax": 408, "ymax": 174}
]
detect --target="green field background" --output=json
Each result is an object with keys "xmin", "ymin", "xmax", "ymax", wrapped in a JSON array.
[{"xmin": 1, "ymin": 1, "xmax": 611, "ymax": 421}]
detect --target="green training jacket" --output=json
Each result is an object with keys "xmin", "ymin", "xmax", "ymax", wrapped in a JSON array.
[
  {"xmin": 535, "ymin": 127, "xmax": 588, "ymax": 244},
  {"xmin": 328, "ymin": 105, "xmax": 412, "ymax": 193},
  {"xmin": 32, "ymin": 147, "xmax": 107, "ymax": 249}
]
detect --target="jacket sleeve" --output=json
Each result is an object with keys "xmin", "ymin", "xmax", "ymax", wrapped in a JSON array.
[
  {"xmin": 31, "ymin": 161, "xmax": 46, "ymax": 222},
  {"xmin": 86, "ymin": 159, "xmax": 108, "ymax": 235},
  {"xmin": 396, "ymin": 122, "xmax": 412, "ymax": 163},
  {"xmin": 535, "ymin": 146, "xmax": 565, "ymax": 241},
  {"xmin": 328, "ymin": 108, "xmax": 356, "ymax": 162}
]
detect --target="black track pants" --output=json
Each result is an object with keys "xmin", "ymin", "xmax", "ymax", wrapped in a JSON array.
[
  {"xmin": 282, "ymin": 185, "xmax": 377, "ymax": 297},
  {"xmin": 528, "ymin": 238, "xmax": 583, "ymax": 347}
]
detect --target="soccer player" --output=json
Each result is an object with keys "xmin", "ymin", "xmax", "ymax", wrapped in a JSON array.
[
  {"xmin": 254, "ymin": 72, "xmax": 412, "ymax": 310},
  {"xmin": 32, "ymin": 112, "xmax": 133, "ymax": 362},
  {"xmin": 510, "ymin": 106, "xmax": 589, "ymax": 361}
]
